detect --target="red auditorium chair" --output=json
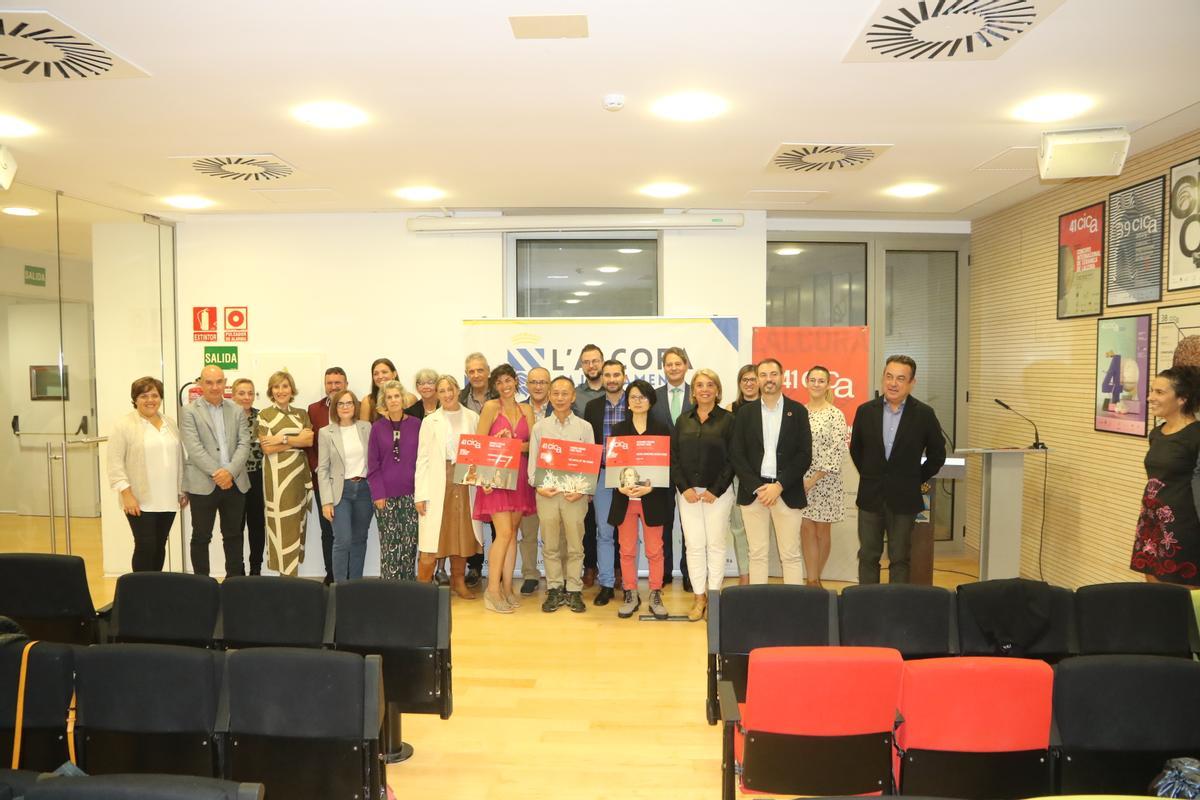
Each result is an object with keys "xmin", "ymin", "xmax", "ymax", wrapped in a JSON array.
[
  {"xmin": 718, "ymin": 646, "xmax": 903, "ymax": 800},
  {"xmin": 896, "ymin": 656, "xmax": 1055, "ymax": 799}
]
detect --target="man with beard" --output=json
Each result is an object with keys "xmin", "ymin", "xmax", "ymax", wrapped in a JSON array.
[
  {"xmin": 573, "ymin": 344, "xmax": 605, "ymax": 585},
  {"xmin": 518, "ymin": 366, "xmax": 553, "ymax": 594},
  {"xmin": 583, "ymin": 359, "xmax": 628, "ymax": 605}
]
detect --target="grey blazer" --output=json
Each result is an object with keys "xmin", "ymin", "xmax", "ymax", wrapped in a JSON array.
[
  {"xmin": 180, "ymin": 398, "xmax": 251, "ymax": 495},
  {"xmin": 317, "ymin": 421, "xmax": 373, "ymax": 506}
]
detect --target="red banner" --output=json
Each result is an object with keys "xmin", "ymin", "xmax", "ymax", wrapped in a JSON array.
[
  {"xmin": 533, "ymin": 438, "xmax": 603, "ymax": 494},
  {"xmin": 604, "ymin": 435, "xmax": 670, "ymax": 488},
  {"xmin": 752, "ymin": 326, "xmax": 870, "ymax": 425},
  {"xmin": 453, "ymin": 434, "xmax": 522, "ymax": 490}
]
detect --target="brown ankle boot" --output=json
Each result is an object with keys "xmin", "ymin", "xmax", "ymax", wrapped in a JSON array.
[
  {"xmin": 687, "ymin": 593, "xmax": 707, "ymax": 622},
  {"xmin": 417, "ymin": 555, "xmax": 437, "ymax": 583},
  {"xmin": 450, "ymin": 556, "xmax": 476, "ymax": 599}
]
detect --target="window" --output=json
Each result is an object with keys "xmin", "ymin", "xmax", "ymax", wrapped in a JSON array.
[
  {"xmin": 766, "ymin": 241, "xmax": 867, "ymax": 326},
  {"xmin": 514, "ymin": 238, "xmax": 658, "ymax": 317}
]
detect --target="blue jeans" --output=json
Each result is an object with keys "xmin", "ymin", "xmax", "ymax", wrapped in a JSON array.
[
  {"xmin": 332, "ymin": 479, "xmax": 375, "ymax": 581},
  {"xmin": 593, "ymin": 468, "xmax": 616, "ymax": 588}
]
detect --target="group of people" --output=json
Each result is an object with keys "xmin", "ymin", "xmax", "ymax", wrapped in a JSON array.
[{"xmin": 107, "ymin": 345, "xmax": 956, "ymax": 615}]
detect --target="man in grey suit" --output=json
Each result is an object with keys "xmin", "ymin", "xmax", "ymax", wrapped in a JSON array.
[
  {"xmin": 180, "ymin": 365, "xmax": 251, "ymax": 576},
  {"xmin": 652, "ymin": 346, "xmax": 693, "ymax": 588}
]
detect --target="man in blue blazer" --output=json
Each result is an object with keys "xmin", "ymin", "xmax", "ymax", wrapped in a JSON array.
[
  {"xmin": 849, "ymin": 355, "xmax": 946, "ymax": 584},
  {"xmin": 652, "ymin": 347, "xmax": 694, "ymax": 588}
]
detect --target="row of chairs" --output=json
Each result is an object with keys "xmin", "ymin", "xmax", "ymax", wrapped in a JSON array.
[
  {"xmin": 706, "ymin": 579, "xmax": 1200, "ymax": 723},
  {"xmin": 0, "ymin": 642, "xmax": 383, "ymax": 800},
  {"xmin": 1, "ymin": 772, "xmax": 262, "ymax": 800},
  {"xmin": 721, "ymin": 646, "xmax": 1200, "ymax": 799}
]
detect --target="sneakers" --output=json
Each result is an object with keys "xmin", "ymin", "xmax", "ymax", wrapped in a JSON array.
[
  {"xmin": 618, "ymin": 589, "xmax": 641, "ymax": 618},
  {"xmin": 566, "ymin": 591, "xmax": 586, "ymax": 613},
  {"xmin": 520, "ymin": 578, "xmax": 540, "ymax": 595},
  {"xmin": 594, "ymin": 586, "xmax": 615, "ymax": 606},
  {"xmin": 542, "ymin": 587, "xmax": 562, "ymax": 613},
  {"xmin": 649, "ymin": 590, "xmax": 668, "ymax": 620}
]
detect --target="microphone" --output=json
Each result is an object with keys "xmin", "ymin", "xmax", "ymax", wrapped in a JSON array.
[{"xmin": 994, "ymin": 398, "xmax": 1046, "ymax": 450}]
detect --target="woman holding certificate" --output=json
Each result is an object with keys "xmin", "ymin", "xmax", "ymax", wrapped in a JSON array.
[
  {"xmin": 474, "ymin": 364, "xmax": 536, "ymax": 614},
  {"xmin": 609, "ymin": 379, "xmax": 675, "ymax": 620}
]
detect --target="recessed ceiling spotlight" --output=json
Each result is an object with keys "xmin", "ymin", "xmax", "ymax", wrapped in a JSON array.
[
  {"xmin": 884, "ymin": 182, "xmax": 938, "ymax": 199},
  {"xmin": 616, "ymin": 248, "xmax": 642, "ymax": 254},
  {"xmin": 564, "ymin": 299, "xmax": 582, "ymax": 304},
  {"xmin": 394, "ymin": 186, "xmax": 446, "ymax": 202},
  {"xmin": 583, "ymin": 280, "xmax": 604, "ymax": 287},
  {"xmin": 573, "ymin": 291, "xmax": 592, "ymax": 297},
  {"xmin": 651, "ymin": 91, "xmax": 728, "ymax": 122},
  {"xmin": 774, "ymin": 247, "xmax": 804, "ymax": 256},
  {"xmin": 639, "ymin": 182, "xmax": 690, "ymax": 199},
  {"xmin": 290, "ymin": 101, "xmax": 369, "ymax": 129},
  {"xmin": 597, "ymin": 266, "xmax": 622, "ymax": 273},
  {"xmin": 163, "ymin": 195, "xmax": 215, "ymax": 210},
  {"xmin": 547, "ymin": 274, "xmax": 569, "ymax": 279},
  {"xmin": 1012, "ymin": 93, "xmax": 1094, "ymax": 123},
  {"xmin": 2, "ymin": 207, "xmax": 39, "ymax": 217},
  {"xmin": 0, "ymin": 114, "xmax": 37, "ymax": 137}
]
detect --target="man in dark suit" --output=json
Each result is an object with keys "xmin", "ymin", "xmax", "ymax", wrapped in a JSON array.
[
  {"xmin": 652, "ymin": 346, "xmax": 693, "ymax": 588},
  {"xmin": 849, "ymin": 355, "xmax": 947, "ymax": 584},
  {"xmin": 583, "ymin": 359, "xmax": 628, "ymax": 605},
  {"xmin": 306, "ymin": 367, "xmax": 347, "ymax": 585},
  {"xmin": 729, "ymin": 358, "xmax": 812, "ymax": 584}
]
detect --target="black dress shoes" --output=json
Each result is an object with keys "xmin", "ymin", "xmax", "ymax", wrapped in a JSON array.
[{"xmin": 593, "ymin": 586, "xmax": 615, "ymax": 606}]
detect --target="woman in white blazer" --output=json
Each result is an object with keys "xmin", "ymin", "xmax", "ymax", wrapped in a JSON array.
[
  {"xmin": 414, "ymin": 375, "xmax": 482, "ymax": 598},
  {"xmin": 317, "ymin": 389, "xmax": 375, "ymax": 581},
  {"xmin": 106, "ymin": 376, "xmax": 187, "ymax": 572}
]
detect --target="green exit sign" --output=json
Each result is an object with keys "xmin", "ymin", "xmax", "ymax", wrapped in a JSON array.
[
  {"xmin": 203, "ymin": 346, "xmax": 239, "ymax": 370},
  {"xmin": 24, "ymin": 265, "xmax": 45, "ymax": 287}
]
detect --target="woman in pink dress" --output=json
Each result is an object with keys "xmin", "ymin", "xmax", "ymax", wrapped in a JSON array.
[{"xmin": 474, "ymin": 364, "xmax": 536, "ymax": 613}]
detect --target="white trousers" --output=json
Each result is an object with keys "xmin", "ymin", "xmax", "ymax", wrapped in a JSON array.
[
  {"xmin": 741, "ymin": 499, "xmax": 804, "ymax": 584},
  {"xmin": 677, "ymin": 487, "xmax": 734, "ymax": 593}
]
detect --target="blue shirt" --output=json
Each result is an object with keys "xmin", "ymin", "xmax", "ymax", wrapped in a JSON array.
[
  {"xmin": 883, "ymin": 398, "xmax": 906, "ymax": 460},
  {"xmin": 205, "ymin": 399, "xmax": 231, "ymax": 468}
]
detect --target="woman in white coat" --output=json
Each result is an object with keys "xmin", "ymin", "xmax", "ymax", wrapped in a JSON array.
[{"xmin": 414, "ymin": 375, "xmax": 482, "ymax": 599}]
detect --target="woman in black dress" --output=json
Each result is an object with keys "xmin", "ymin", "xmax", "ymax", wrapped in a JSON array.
[{"xmin": 1132, "ymin": 366, "xmax": 1200, "ymax": 585}]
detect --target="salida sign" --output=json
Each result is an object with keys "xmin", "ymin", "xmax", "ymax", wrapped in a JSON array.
[{"xmin": 751, "ymin": 326, "xmax": 870, "ymax": 425}]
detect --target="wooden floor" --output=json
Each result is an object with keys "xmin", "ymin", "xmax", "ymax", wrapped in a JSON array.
[{"xmin": 1, "ymin": 514, "xmax": 978, "ymax": 800}]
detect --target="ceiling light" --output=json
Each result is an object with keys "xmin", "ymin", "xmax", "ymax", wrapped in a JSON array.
[
  {"xmin": 597, "ymin": 266, "xmax": 622, "ymax": 273},
  {"xmin": 651, "ymin": 91, "xmax": 728, "ymax": 122},
  {"xmin": 1012, "ymin": 93, "xmax": 1094, "ymax": 123},
  {"xmin": 0, "ymin": 114, "xmax": 37, "ymax": 137},
  {"xmin": 163, "ymin": 195, "xmax": 215, "ymax": 210},
  {"xmin": 583, "ymin": 280, "xmax": 604, "ymax": 287},
  {"xmin": 290, "ymin": 101, "xmax": 369, "ymax": 129},
  {"xmin": 774, "ymin": 247, "xmax": 804, "ymax": 256},
  {"xmin": 639, "ymin": 182, "xmax": 690, "ymax": 199},
  {"xmin": 547, "ymin": 274, "xmax": 569, "ymax": 279},
  {"xmin": 884, "ymin": 182, "xmax": 938, "ymax": 199},
  {"xmin": 617, "ymin": 248, "xmax": 642, "ymax": 254},
  {"xmin": 2, "ymin": 207, "xmax": 39, "ymax": 217},
  {"xmin": 573, "ymin": 291, "xmax": 592, "ymax": 297},
  {"xmin": 564, "ymin": 299, "xmax": 582, "ymax": 304},
  {"xmin": 394, "ymin": 186, "xmax": 446, "ymax": 202}
]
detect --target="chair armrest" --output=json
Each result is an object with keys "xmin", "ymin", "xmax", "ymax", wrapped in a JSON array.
[
  {"xmin": 717, "ymin": 680, "xmax": 740, "ymax": 723},
  {"xmin": 437, "ymin": 585, "xmax": 451, "ymax": 650},
  {"xmin": 363, "ymin": 654, "xmax": 385, "ymax": 742},
  {"xmin": 706, "ymin": 589, "xmax": 720, "ymax": 655},
  {"xmin": 236, "ymin": 783, "xmax": 265, "ymax": 800},
  {"xmin": 826, "ymin": 587, "xmax": 839, "ymax": 645},
  {"xmin": 322, "ymin": 584, "xmax": 337, "ymax": 647},
  {"xmin": 96, "ymin": 602, "xmax": 113, "ymax": 619}
]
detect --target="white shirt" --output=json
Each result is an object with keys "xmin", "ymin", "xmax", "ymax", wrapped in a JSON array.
[
  {"xmin": 759, "ymin": 396, "xmax": 785, "ymax": 480},
  {"xmin": 444, "ymin": 409, "xmax": 466, "ymax": 462},
  {"xmin": 340, "ymin": 424, "xmax": 367, "ymax": 478},
  {"xmin": 140, "ymin": 417, "xmax": 180, "ymax": 512}
]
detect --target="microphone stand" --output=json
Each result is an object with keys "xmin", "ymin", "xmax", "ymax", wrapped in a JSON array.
[{"xmin": 994, "ymin": 398, "xmax": 1046, "ymax": 449}]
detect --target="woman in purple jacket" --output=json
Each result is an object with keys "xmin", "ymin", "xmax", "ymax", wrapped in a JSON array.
[{"xmin": 367, "ymin": 379, "xmax": 422, "ymax": 580}]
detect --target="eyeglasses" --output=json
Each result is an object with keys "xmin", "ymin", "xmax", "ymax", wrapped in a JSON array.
[
  {"xmin": 527, "ymin": 380, "xmax": 549, "ymax": 386},
  {"xmin": 628, "ymin": 395, "xmax": 649, "ymax": 403},
  {"xmin": 336, "ymin": 400, "xmax": 356, "ymax": 408},
  {"xmin": 416, "ymin": 380, "xmax": 436, "ymax": 387},
  {"xmin": 740, "ymin": 376, "xmax": 757, "ymax": 383}
]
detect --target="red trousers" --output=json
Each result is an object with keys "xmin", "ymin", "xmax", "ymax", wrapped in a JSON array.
[{"xmin": 618, "ymin": 499, "xmax": 664, "ymax": 590}]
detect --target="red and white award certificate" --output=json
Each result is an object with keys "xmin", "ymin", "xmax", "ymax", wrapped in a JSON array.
[
  {"xmin": 453, "ymin": 434, "xmax": 522, "ymax": 490},
  {"xmin": 533, "ymin": 438, "xmax": 603, "ymax": 495},
  {"xmin": 603, "ymin": 435, "xmax": 670, "ymax": 489}
]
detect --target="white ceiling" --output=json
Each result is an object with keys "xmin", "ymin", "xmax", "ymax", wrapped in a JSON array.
[{"xmin": 1, "ymin": 0, "xmax": 1198, "ymax": 221}]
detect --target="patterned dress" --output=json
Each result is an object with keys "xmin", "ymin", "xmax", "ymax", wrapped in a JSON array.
[
  {"xmin": 257, "ymin": 405, "xmax": 313, "ymax": 576},
  {"xmin": 1131, "ymin": 422, "xmax": 1200, "ymax": 584},
  {"xmin": 802, "ymin": 404, "xmax": 848, "ymax": 523}
]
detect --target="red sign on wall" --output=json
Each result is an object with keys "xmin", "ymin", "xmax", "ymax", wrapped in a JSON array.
[
  {"xmin": 752, "ymin": 326, "xmax": 870, "ymax": 425},
  {"xmin": 224, "ymin": 306, "xmax": 248, "ymax": 341},
  {"xmin": 193, "ymin": 306, "xmax": 217, "ymax": 342}
]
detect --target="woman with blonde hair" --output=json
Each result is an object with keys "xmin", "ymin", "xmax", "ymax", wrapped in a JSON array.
[
  {"xmin": 257, "ymin": 370, "xmax": 314, "ymax": 575},
  {"xmin": 367, "ymin": 379, "xmax": 422, "ymax": 580},
  {"xmin": 800, "ymin": 365, "xmax": 847, "ymax": 587}
]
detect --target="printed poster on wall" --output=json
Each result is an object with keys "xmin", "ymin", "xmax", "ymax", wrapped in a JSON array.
[
  {"xmin": 453, "ymin": 434, "xmax": 522, "ymax": 490},
  {"xmin": 1057, "ymin": 202, "xmax": 1104, "ymax": 318},
  {"xmin": 1155, "ymin": 303, "xmax": 1200, "ymax": 373},
  {"xmin": 1106, "ymin": 177, "xmax": 1165, "ymax": 307},
  {"xmin": 603, "ymin": 435, "xmax": 670, "ymax": 488},
  {"xmin": 751, "ymin": 326, "xmax": 869, "ymax": 426},
  {"xmin": 1168, "ymin": 157, "xmax": 1200, "ymax": 290},
  {"xmin": 1095, "ymin": 315, "xmax": 1150, "ymax": 437},
  {"xmin": 533, "ymin": 438, "xmax": 602, "ymax": 494}
]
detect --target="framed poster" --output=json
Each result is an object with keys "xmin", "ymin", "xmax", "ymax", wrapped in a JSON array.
[
  {"xmin": 1095, "ymin": 315, "xmax": 1150, "ymax": 437},
  {"xmin": 1168, "ymin": 156, "xmax": 1200, "ymax": 290},
  {"xmin": 1057, "ymin": 202, "xmax": 1104, "ymax": 318},
  {"xmin": 1155, "ymin": 302, "xmax": 1200, "ymax": 374},
  {"xmin": 1106, "ymin": 177, "xmax": 1164, "ymax": 307}
]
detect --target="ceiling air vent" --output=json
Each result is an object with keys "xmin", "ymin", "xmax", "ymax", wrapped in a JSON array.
[
  {"xmin": 187, "ymin": 155, "xmax": 295, "ymax": 182},
  {"xmin": 845, "ymin": 0, "xmax": 1067, "ymax": 62},
  {"xmin": 767, "ymin": 144, "xmax": 891, "ymax": 173},
  {"xmin": 0, "ymin": 11, "xmax": 147, "ymax": 81}
]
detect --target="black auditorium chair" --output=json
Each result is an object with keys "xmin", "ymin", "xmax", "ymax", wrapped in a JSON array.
[
  {"xmin": 0, "ymin": 555, "xmax": 98, "ymax": 645},
  {"xmin": 217, "ymin": 576, "xmax": 326, "ymax": 650},
  {"xmin": 706, "ymin": 584, "xmax": 836, "ymax": 724},
  {"xmin": 73, "ymin": 644, "xmax": 223, "ymax": 778},
  {"xmin": 1054, "ymin": 654, "xmax": 1200, "ymax": 795},
  {"xmin": 22, "ymin": 775, "xmax": 264, "ymax": 800},
  {"xmin": 1074, "ymin": 582, "xmax": 1200, "ymax": 657},
  {"xmin": 220, "ymin": 647, "xmax": 384, "ymax": 800},
  {"xmin": 330, "ymin": 578, "xmax": 452, "ymax": 763},
  {"xmin": 0, "ymin": 638, "xmax": 77, "ymax": 772},
  {"xmin": 0, "ymin": 770, "xmax": 42, "ymax": 800},
  {"xmin": 838, "ymin": 583, "xmax": 956, "ymax": 658},
  {"xmin": 105, "ymin": 572, "xmax": 220, "ymax": 648},
  {"xmin": 956, "ymin": 578, "xmax": 1076, "ymax": 661}
]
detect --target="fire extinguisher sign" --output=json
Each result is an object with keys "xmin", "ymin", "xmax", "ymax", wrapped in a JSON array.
[
  {"xmin": 224, "ymin": 307, "xmax": 248, "ymax": 342},
  {"xmin": 193, "ymin": 306, "xmax": 217, "ymax": 342}
]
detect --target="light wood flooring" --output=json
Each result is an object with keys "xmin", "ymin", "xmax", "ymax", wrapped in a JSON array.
[{"xmin": 1, "ymin": 514, "xmax": 978, "ymax": 800}]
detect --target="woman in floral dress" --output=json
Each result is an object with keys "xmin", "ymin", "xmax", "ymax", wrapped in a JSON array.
[{"xmin": 800, "ymin": 365, "xmax": 847, "ymax": 588}]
